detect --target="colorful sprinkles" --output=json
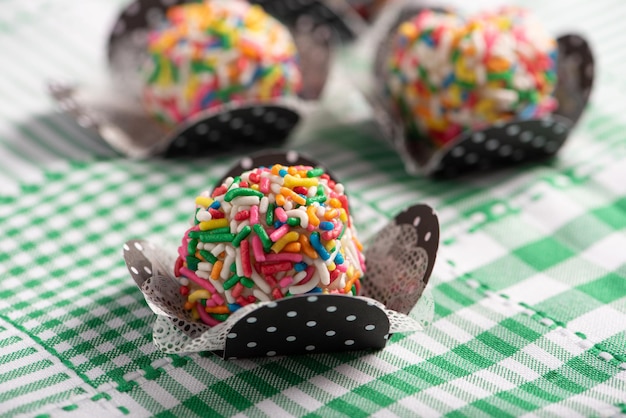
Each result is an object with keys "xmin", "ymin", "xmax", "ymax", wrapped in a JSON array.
[
  {"xmin": 141, "ymin": 0, "xmax": 302, "ymax": 126},
  {"xmin": 385, "ymin": 6, "xmax": 558, "ymax": 146},
  {"xmin": 176, "ymin": 164, "xmax": 366, "ymax": 326}
]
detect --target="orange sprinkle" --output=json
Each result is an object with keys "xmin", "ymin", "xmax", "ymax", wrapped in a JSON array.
[
  {"xmin": 184, "ymin": 301, "xmax": 194, "ymax": 310},
  {"xmin": 275, "ymin": 193, "xmax": 286, "ymax": 206},
  {"xmin": 353, "ymin": 237, "xmax": 363, "ymax": 252},
  {"xmin": 344, "ymin": 272, "xmax": 361, "ymax": 294},
  {"xmin": 324, "ymin": 209, "xmax": 339, "ymax": 220},
  {"xmin": 328, "ymin": 198, "xmax": 342, "ymax": 208},
  {"xmin": 271, "ymin": 164, "xmax": 282, "ymax": 175},
  {"xmin": 287, "ymin": 166, "xmax": 298, "ymax": 176},
  {"xmin": 210, "ymin": 260, "xmax": 223, "ymax": 280},
  {"xmin": 299, "ymin": 234, "xmax": 318, "ymax": 259},
  {"xmin": 205, "ymin": 305, "xmax": 230, "ymax": 314},
  {"xmin": 307, "ymin": 206, "xmax": 320, "ymax": 226},
  {"xmin": 283, "ymin": 242, "xmax": 302, "ymax": 253},
  {"xmin": 280, "ymin": 187, "xmax": 306, "ymax": 205}
]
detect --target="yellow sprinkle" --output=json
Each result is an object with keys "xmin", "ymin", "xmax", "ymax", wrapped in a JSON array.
[
  {"xmin": 339, "ymin": 208, "xmax": 348, "ymax": 223},
  {"xmin": 199, "ymin": 218, "xmax": 228, "ymax": 231},
  {"xmin": 327, "ymin": 262, "xmax": 336, "ymax": 272},
  {"xmin": 271, "ymin": 231, "xmax": 299, "ymax": 253},
  {"xmin": 283, "ymin": 242, "xmax": 302, "ymax": 253},
  {"xmin": 188, "ymin": 289, "xmax": 212, "ymax": 304},
  {"xmin": 195, "ymin": 196, "xmax": 214, "ymax": 208},
  {"xmin": 251, "ymin": 184, "xmax": 260, "ymax": 191},
  {"xmin": 283, "ymin": 174, "xmax": 319, "ymax": 189},
  {"xmin": 190, "ymin": 306, "xmax": 200, "ymax": 321}
]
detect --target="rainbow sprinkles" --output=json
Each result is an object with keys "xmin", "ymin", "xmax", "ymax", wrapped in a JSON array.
[{"xmin": 175, "ymin": 164, "xmax": 366, "ymax": 327}]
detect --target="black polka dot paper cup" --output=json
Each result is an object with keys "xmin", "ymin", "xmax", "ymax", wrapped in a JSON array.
[
  {"xmin": 47, "ymin": 0, "xmax": 361, "ymax": 159},
  {"xmin": 122, "ymin": 151, "xmax": 439, "ymax": 359},
  {"xmin": 365, "ymin": 2, "xmax": 594, "ymax": 178}
]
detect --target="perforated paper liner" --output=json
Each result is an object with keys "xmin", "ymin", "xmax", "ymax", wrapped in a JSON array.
[
  {"xmin": 123, "ymin": 151, "xmax": 439, "ymax": 358},
  {"xmin": 48, "ymin": 0, "xmax": 348, "ymax": 158},
  {"xmin": 367, "ymin": 3, "xmax": 595, "ymax": 178}
]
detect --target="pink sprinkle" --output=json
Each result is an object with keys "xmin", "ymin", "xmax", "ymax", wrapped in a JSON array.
[
  {"xmin": 240, "ymin": 240, "xmax": 253, "ymax": 278},
  {"xmin": 251, "ymin": 235, "xmax": 266, "ymax": 261},
  {"xmin": 269, "ymin": 224, "xmax": 289, "ymax": 241},
  {"xmin": 260, "ymin": 177, "xmax": 270, "ymax": 194},
  {"xmin": 231, "ymin": 282, "xmax": 244, "ymax": 298},
  {"xmin": 298, "ymin": 266, "xmax": 315, "ymax": 285},
  {"xmin": 212, "ymin": 293, "xmax": 224, "ymax": 305},
  {"xmin": 205, "ymin": 299, "xmax": 217, "ymax": 308},
  {"xmin": 279, "ymin": 276, "xmax": 293, "ymax": 288},
  {"xmin": 196, "ymin": 302, "xmax": 220, "ymax": 326},
  {"xmin": 307, "ymin": 224, "xmax": 316, "ymax": 232},
  {"xmin": 265, "ymin": 252, "xmax": 303, "ymax": 263},
  {"xmin": 335, "ymin": 263, "xmax": 347, "ymax": 272},
  {"xmin": 250, "ymin": 205, "xmax": 259, "ymax": 225},
  {"xmin": 275, "ymin": 207, "xmax": 288, "ymax": 223},
  {"xmin": 180, "ymin": 267, "xmax": 217, "ymax": 293}
]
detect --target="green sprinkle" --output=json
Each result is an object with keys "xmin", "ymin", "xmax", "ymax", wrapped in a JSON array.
[
  {"xmin": 287, "ymin": 217, "xmax": 300, "ymax": 227},
  {"xmin": 223, "ymin": 275, "xmax": 240, "ymax": 290},
  {"xmin": 316, "ymin": 185, "xmax": 325, "ymax": 196},
  {"xmin": 194, "ymin": 208, "xmax": 200, "ymax": 225},
  {"xmin": 202, "ymin": 226, "xmax": 231, "ymax": 235},
  {"xmin": 199, "ymin": 250, "xmax": 217, "ymax": 264},
  {"xmin": 230, "ymin": 263, "xmax": 236, "ymax": 272},
  {"xmin": 232, "ymin": 225, "xmax": 251, "ymax": 247},
  {"xmin": 186, "ymin": 256, "xmax": 200, "ymax": 271},
  {"xmin": 240, "ymin": 277, "xmax": 255, "ymax": 288},
  {"xmin": 266, "ymin": 203, "xmax": 275, "ymax": 225},
  {"xmin": 187, "ymin": 239, "xmax": 198, "ymax": 255},
  {"xmin": 307, "ymin": 168, "xmax": 324, "ymax": 178},
  {"xmin": 307, "ymin": 195, "xmax": 327, "ymax": 205},
  {"xmin": 188, "ymin": 232, "xmax": 236, "ymax": 242},
  {"xmin": 253, "ymin": 224, "xmax": 272, "ymax": 252},
  {"xmin": 224, "ymin": 188, "xmax": 264, "ymax": 202},
  {"xmin": 211, "ymin": 313, "xmax": 230, "ymax": 321}
]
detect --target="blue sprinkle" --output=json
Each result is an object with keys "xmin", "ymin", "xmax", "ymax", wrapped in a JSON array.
[
  {"xmin": 228, "ymin": 303, "xmax": 241, "ymax": 312},
  {"xmin": 319, "ymin": 221, "xmax": 334, "ymax": 231},
  {"xmin": 279, "ymin": 169, "xmax": 288, "ymax": 177},
  {"xmin": 310, "ymin": 232, "xmax": 330, "ymax": 261},
  {"xmin": 274, "ymin": 220, "xmax": 283, "ymax": 229},
  {"xmin": 295, "ymin": 262, "xmax": 308, "ymax": 272},
  {"xmin": 306, "ymin": 287, "xmax": 322, "ymax": 294},
  {"xmin": 335, "ymin": 253, "xmax": 344, "ymax": 265},
  {"xmin": 210, "ymin": 201, "xmax": 221, "ymax": 209}
]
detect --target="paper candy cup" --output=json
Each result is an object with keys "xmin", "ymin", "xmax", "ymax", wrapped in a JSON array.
[
  {"xmin": 368, "ymin": 3, "xmax": 595, "ymax": 178},
  {"xmin": 123, "ymin": 151, "xmax": 440, "ymax": 358}
]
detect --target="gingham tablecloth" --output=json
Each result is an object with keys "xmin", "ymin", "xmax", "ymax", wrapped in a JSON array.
[{"xmin": 1, "ymin": 0, "xmax": 625, "ymax": 416}]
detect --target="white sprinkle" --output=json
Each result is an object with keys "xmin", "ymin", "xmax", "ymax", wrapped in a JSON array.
[
  {"xmin": 290, "ymin": 273, "xmax": 320, "ymax": 294},
  {"xmin": 292, "ymin": 271, "xmax": 307, "ymax": 284},
  {"xmin": 236, "ymin": 220, "xmax": 250, "ymax": 233},
  {"xmin": 232, "ymin": 196, "xmax": 260, "ymax": 207},
  {"xmin": 211, "ymin": 243, "xmax": 225, "ymax": 257},
  {"xmin": 314, "ymin": 258, "xmax": 330, "ymax": 286},
  {"xmin": 286, "ymin": 209, "xmax": 309, "ymax": 228},
  {"xmin": 224, "ymin": 289, "xmax": 235, "ymax": 304},
  {"xmin": 221, "ymin": 253, "xmax": 235, "ymax": 280},
  {"xmin": 179, "ymin": 278, "xmax": 189, "ymax": 286},
  {"xmin": 196, "ymin": 210, "xmax": 212, "ymax": 222},
  {"xmin": 307, "ymin": 186, "xmax": 317, "ymax": 197},
  {"xmin": 334, "ymin": 183, "xmax": 344, "ymax": 194},
  {"xmin": 212, "ymin": 277, "xmax": 224, "ymax": 293},
  {"xmin": 196, "ymin": 270, "xmax": 210, "ymax": 280},
  {"xmin": 283, "ymin": 201, "xmax": 293, "ymax": 211},
  {"xmin": 221, "ymin": 201, "xmax": 232, "ymax": 214},
  {"xmin": 250, "ymin": 266, "xmax": 271, "ymax": 294},
  {"xmin": 252, "ymin": 289, "xmax": 270, "ymax": 301},
  {"xmin": 270, "ymin": 183, "xmax": 282, "ymax": 195},
  {"xmin": 197, "ymin": 262, "xmax": 213, "ymax": 272},
  {"xmin": 259, "ymin": 196, "xmax": 269, "ymax": 214},
  {"xmin": 230, "ymin": 219, "xmax": 238, "ymax": 234},
  {"xmin": 224, "ymin": 177, "xmax": 234, "ymax": 188}
]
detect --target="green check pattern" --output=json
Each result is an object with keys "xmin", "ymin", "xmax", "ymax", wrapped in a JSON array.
[{"xmin": 1, "ymin": 0, "xmax": 626, "ymax": 416}]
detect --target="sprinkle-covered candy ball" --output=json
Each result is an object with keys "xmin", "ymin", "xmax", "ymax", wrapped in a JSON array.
[
  {"xmin": 176, "ymin": 164, "xmax": 366, "ymax": 326},
  {"xmin": 385, "ymin": 7, "xmax": 558, "ymax": 146},
  {"xmin": 141, "ymin": 0, "xmax": 302, "ymax": 126}
]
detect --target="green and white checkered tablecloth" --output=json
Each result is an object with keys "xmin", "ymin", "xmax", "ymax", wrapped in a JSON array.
[{"xmin": 1, "ymin": 0, "xmax": 625, "ymax": 416}]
